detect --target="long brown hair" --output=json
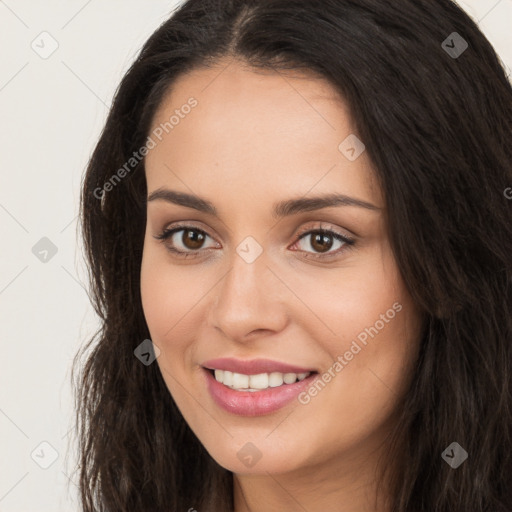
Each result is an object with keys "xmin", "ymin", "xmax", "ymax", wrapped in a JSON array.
[{"xmin": 74, "ymin": 0, "xmax": 512, "ymax": 510}]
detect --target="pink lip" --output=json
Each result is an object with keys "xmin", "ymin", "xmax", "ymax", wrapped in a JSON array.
[
  {"xmin": 202, "ymin": 367, "xmax": 318, "ymax": 417},
  {"xmin": 202, "ymin": 357, "xmax": 316, "ymax": 374}
]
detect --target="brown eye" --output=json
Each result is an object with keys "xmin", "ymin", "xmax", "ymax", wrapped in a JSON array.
[
  {"xmin": 154, "ymin": 224, "xmax": 355, "ymax": 261},
  {"xmin": 181, "ymin": 229, "xmax": 206, "ymax": 250},
  {"xmin": 154, "ymin": 225, "xmax": 218, "ymax": 258},
  {"xmin": 291, "ymin": 227, "xmax": 355, "ymax": 260},
  {"xmin": 309, "ymin": 232, "xmax": 335, "ymax": 253}
]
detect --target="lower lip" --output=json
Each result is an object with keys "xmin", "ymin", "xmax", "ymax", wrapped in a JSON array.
[{"xmin": 203, "ymin": 367, "xmax": 318, "ymax": 416}]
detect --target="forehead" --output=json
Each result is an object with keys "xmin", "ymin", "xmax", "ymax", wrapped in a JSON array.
[{"xmin": 145, "ymin": 60, "xmax": 383, "ymax": 210}]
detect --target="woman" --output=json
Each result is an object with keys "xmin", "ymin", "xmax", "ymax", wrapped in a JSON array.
[{"xmin": 75, "ymin": 0, "xmax": 512, "ymax": 510}]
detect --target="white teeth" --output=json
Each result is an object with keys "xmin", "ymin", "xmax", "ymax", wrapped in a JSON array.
[
  {"xmin": 232, "ymin": 372, "xmax": 249, "ymax": 389},
  {"xmin": 268, "ymin": 372, "xmax": 283, "ymax": 387},
  {"xmin": 223, "ymin": 370, "xmax": 233, "ymax": 386},
  {"xmin": 283, "ymin": 373, "xmax": 297, "ymax": 384},
  {"xmin": 249, "ymin": 373, "xmax": 269, "ymax": 389},
  {"xmin": 211, "ymin": 369, "xmax": 311, "ymax": 391}
]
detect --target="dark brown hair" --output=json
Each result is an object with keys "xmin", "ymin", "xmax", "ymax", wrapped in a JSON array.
[{"xmin": 74, "ymin": 0, "xmax": 512, "ymax": 510}]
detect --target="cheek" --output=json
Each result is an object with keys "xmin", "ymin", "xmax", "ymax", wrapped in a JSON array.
[
  {"xmin": 293, "ymin": 247, "xmax": 420, "ymax": 410},
  {"xmin": 140, "ymin": 245, "xmax": 198, "ymax": 369},
  {"xmin": 140, "ymin": 248, "xmax": 204, "ymax": 414},
  {"xmin": 290, "ymin": 244, "xmax": 406, "ymax": 351},
  {"xmin": 140, "ymin": 252, "xmax": 229, "ymax": 446},
  {"xmin": 294, "ymin": 292, "xmax": 419, "ymax": 468},
  {"xmin": 141, "ymin": 241, "xmax": 200, "ymax": 333},
  {"xmin": 139, "ymin": 232, "xmax": 422, "ymax": 472}
]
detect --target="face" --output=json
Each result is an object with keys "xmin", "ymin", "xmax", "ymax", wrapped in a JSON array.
[{"xmin": 140, "ymin": 59, "xmax": 423, "ymax": 477}]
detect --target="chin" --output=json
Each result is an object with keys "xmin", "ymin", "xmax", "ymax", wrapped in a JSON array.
[{"xmin": 203, "ymin": 438, "xmax": 308, "ymax": 476}]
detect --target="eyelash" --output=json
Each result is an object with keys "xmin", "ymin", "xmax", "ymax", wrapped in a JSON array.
[{"xmin": 153, "ymin": 223, "xmax": 356, "ymax": 261}]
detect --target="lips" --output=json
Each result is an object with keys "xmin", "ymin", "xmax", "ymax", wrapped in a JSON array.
[
  {"xmin": 200, "ymin": 357, "xmax": 319, "ymax": 416},
  {"xmin": 202, "ymin": 367, "xmax": 318, "ymax": 416},
  {"xmin": 202, "ymin": 357, "xmax": 316, "ymax": 375}
]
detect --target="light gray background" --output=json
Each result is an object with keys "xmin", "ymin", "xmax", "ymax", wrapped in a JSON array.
[{"xmin": 0, "ymin": 1, "xmax": 511, "ymax": 510}]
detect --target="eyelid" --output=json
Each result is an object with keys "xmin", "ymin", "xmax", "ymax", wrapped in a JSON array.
[
  {"xmin": 153, "ymin": 221, "xmax": 355, "ymax": 259},
  {"xmin": 153, "ymin": 222, "xmax": 219, "ymax": 254},
  {"xmin": 290, "ymin": 224, "xmax": 355, "ymax": 260},
  {"xmin": 294, "ymin": 222, "xmax": 354, "ymax": 241}
]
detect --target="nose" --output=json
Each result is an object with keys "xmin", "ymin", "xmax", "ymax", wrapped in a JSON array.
[{"xmin": 208, "ymin": 247, "xmax": 289, "ymax": 343}]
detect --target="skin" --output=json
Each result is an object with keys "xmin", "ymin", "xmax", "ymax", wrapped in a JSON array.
[{"xmin": 140, "ymin": 57, "xmax": 424, "ymax": 512}]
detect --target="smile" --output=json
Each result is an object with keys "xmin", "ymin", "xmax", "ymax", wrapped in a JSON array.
[
  {"xmin": 201, "ymin": 358, "xmax": 319, "ymax": 416},
  {"xmin": 212, "ymin": 369, "xmax": 311, "ymax": 391}
]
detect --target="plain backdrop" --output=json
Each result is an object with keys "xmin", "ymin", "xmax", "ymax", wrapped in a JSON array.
[{"xmin": 0, "ymin": 1, "xmax": 511, "ymax": 510}]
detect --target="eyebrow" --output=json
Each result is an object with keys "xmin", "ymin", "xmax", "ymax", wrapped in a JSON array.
[{"xmin": 147, "ymin": 188, "xmax": 381, "ymax": 218}]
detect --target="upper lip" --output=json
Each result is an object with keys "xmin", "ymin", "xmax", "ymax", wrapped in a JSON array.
[{"xmin": 202, "ymin": 358, "xmax": 317, "ymax": 375}]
